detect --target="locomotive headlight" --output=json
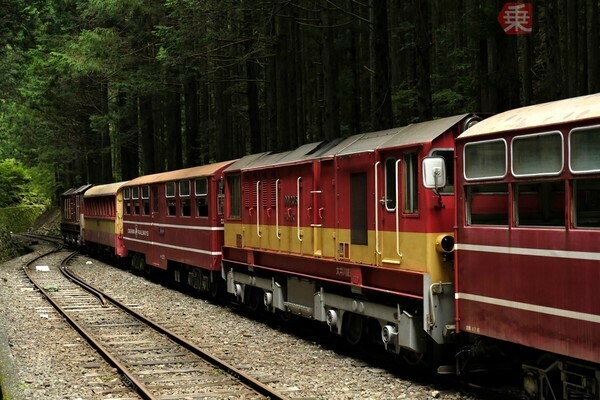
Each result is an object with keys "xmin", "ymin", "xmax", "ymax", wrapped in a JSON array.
[{"xmin": 435, "ymin": 234, "xmax": 455, "ymax": 254}]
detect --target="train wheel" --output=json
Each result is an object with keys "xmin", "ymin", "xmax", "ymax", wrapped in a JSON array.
[
  {"xmin": 208, "ymin": 279, "xmax": 220, "ymax": 299},
  {"xmin": 343, "ymin": 312, "xmax": 365, "ymax": 346},
  {"xmin": 246, "ymin": 287, "xmax": 263, "ymax": 312}
]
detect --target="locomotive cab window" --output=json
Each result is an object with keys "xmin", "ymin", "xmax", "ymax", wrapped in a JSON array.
[
  {"xmin": 403, "ymin": 153, "xmax": 418, "ymax": 214},
  {"xmin": 431, "ymin": 150, "xmax": 454, "ymax": 194},
  {"xmin": 515, "ymin": 181, "xmax": 565, "ymax": 227},
  {"xmin": 227, "ymin": 174, "xmax": 242, "ymax": 219},
  {"xmin": 195, "ymin": 178, "xmax": 209, "ymax": 217},
  {"xmin": 467, "ymin": 183, "xmax": 508, "ymax": 226},
  {"xmin": 384, "ymin": 158, "xmax": 397, "ymax": 211}
]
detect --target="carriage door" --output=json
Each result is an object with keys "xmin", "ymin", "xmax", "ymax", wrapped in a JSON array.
[
  {"xmin": 380, "ymin": 156, "xmax": 403, "ymax": 266},
  {"xmin": 350, "ymin": 172, "xmax": 368, "ymax": 251}
]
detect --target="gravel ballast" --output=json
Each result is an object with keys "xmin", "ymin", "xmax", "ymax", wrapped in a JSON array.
[{"xmin": 0, "ymin": 243, "xmax": 483, "ymax": 399}]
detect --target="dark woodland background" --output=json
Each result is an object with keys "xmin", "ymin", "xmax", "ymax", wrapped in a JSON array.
[{"xmin": 0, "ymin": 0, "xmax": 597, "ymax": 196}]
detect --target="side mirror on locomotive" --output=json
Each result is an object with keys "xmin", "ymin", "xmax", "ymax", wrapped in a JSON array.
[{"xmin": 422, "ymin": 156, "xmax": 446, "ymax": 191}]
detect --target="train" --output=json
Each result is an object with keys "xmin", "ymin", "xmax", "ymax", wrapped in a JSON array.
[{"xmin": 60, "ymin": 93, "xmax": 600, "ymax": 400}]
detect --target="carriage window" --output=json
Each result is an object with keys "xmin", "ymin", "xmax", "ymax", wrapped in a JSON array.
[
  {"xmin": 195, "ymin": 178, "xmax": 209, "ymax": 217},
  {"xmin": 570, "ymin": 126, "xmax": 600, "ymax": 173},
  {"xmin": 166, "ymin": 182, "xmax": 176, "ymax": 198},
  {"xmin": 152, "ymin": 186, "xmax": 159, "ymax": 213},
  {"xmin": 141, "ymin": 185, "xmax": 150, "ymax": 215},
  {"xmin": 467, "ymin": 183, "xmax": 508, "ymax": 226},
  {"xmin": 179, "ymin": 180, "xmax": 190, "ymax": 197},
  {"xmin": 180, "ymin": 198, "xmax": 191, "ymax": 216},
  {"xmin": 464, "ymin": 139, "xmax": 507, "ymax": 180},
  {"xmin": 385, "ymin": 158, "xmax": 397, "ymax": 211},
  {"xmin": 133, "ymin": 201, "xmax": 140, "ymax": 215},
  {"xmin": 167, "ymin": 199, "xmax": 176, "ymax": 216},
  {"xmin": 431, "ymin": 150, "xmax": 454, "ymax": 194},
  {"xmin": 227, "ymin": 174, "xmax": 241, "ymax": 219},
  {"xmin": 217, "ymin": 179, "xmax": 225, "ymax": 215},
  {"xmin": 516, "ymin": 181, "xmax": 565, "ymax": 227},
  {"xmin": 403, "ymin": 153, "xmax": 418, "ymax": 214},
  {"xmin": 131, "ymin": 186, "xmax": 139, "ymax": 200},
  {"xmin": 512, "ymin": 132, "xmax": 563, "ymax": 177},
  {"xmin": 124, "ymin": 188, "xmax": 130, "ymax": 200},
  {"xmin": 574, "ymin": 179, "xmax": 600, "ymax": 228}
]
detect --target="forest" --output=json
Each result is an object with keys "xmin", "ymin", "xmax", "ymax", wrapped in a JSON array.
[{"xmin": 0, "ymin": 0, "xmax": 598, "ymax": 204}]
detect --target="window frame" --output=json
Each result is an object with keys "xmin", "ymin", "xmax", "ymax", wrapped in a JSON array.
[
  {"xmin": 384, "ymin": 157, "xmax": 398, "ymax": 212},
  {"xmin": 569, "ymin": 124, "xmax": 600, "ymax": 175},
  {"xmin": 165, "ymin": 182, "xmax": 176, "ymax": 198},
  {"xmin": 463, "ymin": 138, "xmax": 508, "ymax": 181},
  {"xmin": 179, "ymin": 180, "xmax": 191, "ymax": 197},
  {"xmin": 429, "ymin": 148, "xmax": 454, "ymax": 195},
  {"xmin": 511, "ymin": 131, "xmax": 564, "ymax": 178},
  {"xmin": 403, "ymin": 152, "xmax": 419, "ymax": 214}
]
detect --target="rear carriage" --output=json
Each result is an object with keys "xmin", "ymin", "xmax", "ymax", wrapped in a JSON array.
[
  {"xmin": 60, "ymin": 184, "xmax": 92, "ymax": 245},
  {"xmin": 452, "ymin": 94, "xmax": 600, "ymax": 399},
  {"xmin": 222, "ymin": 114, "xmax": 482, "ymax": 354}
]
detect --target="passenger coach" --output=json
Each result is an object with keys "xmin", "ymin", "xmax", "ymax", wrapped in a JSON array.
[
  {"xmin": 121, "ymin": 161, "xmax": 234, "ymax": 295},
  {"xmin": 451, "ymin": 94, "xmax": 600, "ymax": 399},
  {"xmin": 82, "ymin": 181, "xmax": 128, "ymax": 257}
]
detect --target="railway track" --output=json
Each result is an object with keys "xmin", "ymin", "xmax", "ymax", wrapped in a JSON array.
[{"xmin": 22, "ymin": 235, "xmax": 288, "ymax": 400}]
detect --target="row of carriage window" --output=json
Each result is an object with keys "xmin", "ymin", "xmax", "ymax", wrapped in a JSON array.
[
  {"xmin": 122, "ymin": 178, "xmax": 224, "ymax": 218},
  {"xmin": 465, "ymin": 125, "xmax": 600, "ymax": 228}
]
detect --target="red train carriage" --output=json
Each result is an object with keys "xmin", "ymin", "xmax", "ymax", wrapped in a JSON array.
[
  {"xmin": 222, "ymin": 114, "xmax": 482, "ymax": 355},
  {"xmin": 451, "ymin": 94, "xmax": 600, "ymax": 399},
  {"xmin": 60, "ymin": 184, "xmax": 92, "ymax": 245},
  {"xmin": 82, "ymin": 181, "xmax": 128, "ymax": 257},
  {"xmin": 122, "ymin": 161, "xmax": 234, "ymax": 294}
]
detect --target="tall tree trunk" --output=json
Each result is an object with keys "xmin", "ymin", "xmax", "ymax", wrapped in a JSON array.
[
  {"xmin": 275, "ymin": 12, "xmax": 291, "ymax": 151},
  {"xmin": 544, "ymin": 0, "xmax": 563, "ymax": 100},
  {"xmin": 348, "ymin": 0, "xmax": 361, "ymax": 135},
  {"xmin": 567, "ymin": 0, "xmax": 578, "ymax": 96},
  {"xmin": 577, "ymin": 2, "xmax": 588, "ymax": 95},
  {"xmin": 587, "ymin": 0, "xmax": 599, "ymax": 93},
  {"xmin": 370, "ymin": 0, "xmax": 393, "ymax": 130},
  {"xmin": 139, "ymin": 95, "xmax": 156, "ymax": 175},
  {"xmin": 519, "ymin": 35, "xmax": 533, "ymax": 105},
  {"xmin": 184, "ymin": 74, "xmax": 200, "ymax": 167},
  {"xmin": 118, "ymin": 92, "xmax": 139, "ymax": 180},
  {"xmin": 322, "ymin": 1, "xmax": 340, "ymax": 141},
  {"xmin": 165, "ymin": 89, "xmax": 183, "ymax": 170},
  {"xmin": 413, "ymin": 0, "xmax": 432, "ymax": 120},
  {"xmin": 245, "ymin": 47, "xmax": 262, "ymax": 154},
  {"xmin": 100, "ymin": 82, "xmax": 112, "ymax": 183}
]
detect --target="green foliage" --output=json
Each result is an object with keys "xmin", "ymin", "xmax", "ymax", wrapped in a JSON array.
[
  {"xmin": 0, "ymin": 159, "xmax": 50, "ymax": 207},
  {"xmin": 0, "ymin": 225, "xmax": 22, "ymax": 260},
  {"xmin": 0, "ymin": 205, "xmax": 46, "ymax": 233}
]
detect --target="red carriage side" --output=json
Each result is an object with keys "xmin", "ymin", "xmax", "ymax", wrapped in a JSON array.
[
  {"xmin": 453, "ymin": 94, "xmax": 600, "ymax": 398},
  {"xmin": 122, "ymin": 161, "xmax": 234, "ymax": 294}
]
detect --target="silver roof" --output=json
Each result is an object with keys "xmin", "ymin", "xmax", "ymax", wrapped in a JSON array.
[
  {"xmin": 226, "ymin": 114, "xmax": 470, "ymax": 172},
  {"xmin": 460, "ymin": 94, "xmax": 600, "ymax": 139}
]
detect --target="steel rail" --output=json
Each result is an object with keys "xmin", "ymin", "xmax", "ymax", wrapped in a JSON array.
[
  {"xmin": 23, "ymin": 235, "xmax": 289, "ymax": 400},
  {"xmin": 62, "ymin": 262, "xmax": 289, "ymax": 400}
]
